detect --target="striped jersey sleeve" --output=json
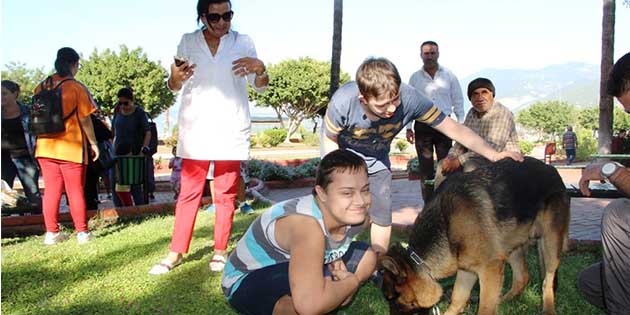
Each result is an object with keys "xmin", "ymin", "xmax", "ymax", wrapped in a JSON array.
[{"xmin": 404, "ymin": 83, "xmax": 446, "ymax": 127}]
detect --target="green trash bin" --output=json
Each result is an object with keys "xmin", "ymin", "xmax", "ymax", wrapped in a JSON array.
[{"xmin": 115, "ymin": 155, "xmax": 145, "ymax": 185}]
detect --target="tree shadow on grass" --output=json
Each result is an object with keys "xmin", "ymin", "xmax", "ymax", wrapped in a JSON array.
[
  {"xmin": 1, "ymin": 236, "xmax": 35, "ymax": 246},
  {"xmin": 2, "ymin": 233, "xmax": 175, "ymax": 311},
  {"xmin": 2, "ymin": 209, "xmax": 267, "ymax": 315}
]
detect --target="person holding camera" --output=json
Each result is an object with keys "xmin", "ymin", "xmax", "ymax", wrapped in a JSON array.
[
  {"xmin": 149, "ymin": 0, "xmax": 268, "ymax": 275},
  {"xmin": 111, "ymin": 87, "xmax": 152, "ymax": 206}
]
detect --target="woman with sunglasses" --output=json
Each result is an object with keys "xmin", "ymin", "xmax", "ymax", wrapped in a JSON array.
[
  {"xmin": 34, "ymin": 47, "xmax": 100, "ymax": 245},
  {"xmin": 111, "ymin": 88, "xmax": 152, "ymax": 206},
  {"xmin": 149, "ymin": 0, "xmax": 269, "ymax": 275}
]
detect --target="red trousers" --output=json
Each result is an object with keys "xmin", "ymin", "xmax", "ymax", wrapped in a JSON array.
[
  {"xmin": 170, "ymin": 159, "xmax": 239, "ymax": 253},
  {"xmin": 38, "ymin": 158, "xmax": 88, "ymax": 233},
  {"xmin": 116, "ymin": 192, "xmax": 133, "ymax": 206}
]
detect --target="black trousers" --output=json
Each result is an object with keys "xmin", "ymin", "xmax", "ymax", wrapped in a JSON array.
[
  {"xmin": 84, "ymin": 162, "xmax": 100, "ymax": 210},
  {"xmin": 413, "ymin": 121, "xmax": 452, "ymax": 201}
]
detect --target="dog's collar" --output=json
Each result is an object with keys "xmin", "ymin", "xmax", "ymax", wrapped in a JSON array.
[
  {"xmin": 404, "ymin": 246, "xmax": 442, "ymax": 315},
  {"xmin": 404, "ymin": 246, "xmax": 436, "ymax": 282}
]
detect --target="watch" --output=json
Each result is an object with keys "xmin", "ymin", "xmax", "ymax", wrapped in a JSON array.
[{"xmin": 601, "ymin": 162, "xmax": 622, "ymax": 179}]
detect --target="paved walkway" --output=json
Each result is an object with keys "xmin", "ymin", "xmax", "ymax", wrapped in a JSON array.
[
  {"xmin": 50, "ymin": 147, "xmax": 613, "ymax": 242},
  {"xmin": 67, "ymin": 169, "xmax": 612, "ymax": 242},
  {"xmin": 265, "ymin": 176, "xmax": 613, "ymax": 242}
]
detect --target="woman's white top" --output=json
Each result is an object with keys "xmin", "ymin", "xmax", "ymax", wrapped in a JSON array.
[{"xmin": 174, "ymin": 29, "xmax": 266, "ymax": 160}]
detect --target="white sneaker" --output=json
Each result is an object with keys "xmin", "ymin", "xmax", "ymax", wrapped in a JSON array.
[
  {"xmin": 43, "ymin": 232, "xmax": 69, "ymax": 245},
  {"xmin": 77, "ymin": 231, "xmax": 95, "ymax": 245}
]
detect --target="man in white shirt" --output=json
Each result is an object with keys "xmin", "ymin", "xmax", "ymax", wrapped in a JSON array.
[{"xmin": 405, "ymin": 41, "xmax": 464, "ymax": 201}]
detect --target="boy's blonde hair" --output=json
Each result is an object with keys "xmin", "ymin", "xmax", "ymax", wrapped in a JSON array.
[{"xmin": 355, "ymin": 57, "xmax": 401, "ymax": 100}]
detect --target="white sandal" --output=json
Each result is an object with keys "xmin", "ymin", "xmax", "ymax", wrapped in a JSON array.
[
  {"xmin": 209, "ymin": 254, "xmax": 227, "ymax": 272},
  {"xmin": 148, "ymin": 258, "xmax": 182, "ymax": 275}
]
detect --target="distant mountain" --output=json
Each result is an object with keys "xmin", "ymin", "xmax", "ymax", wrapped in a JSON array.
[{"xmin": 460, "ymin": 62, "xmax": 600, "ymax": 113}]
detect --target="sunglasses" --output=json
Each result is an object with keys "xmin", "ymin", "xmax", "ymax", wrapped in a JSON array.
[
  {"xmin": 118, "ymin": 101, "xmax": 131, "ymax": 106},
  {"xmin": 205, "ymin": 11, "xmax": 233, "ymax": 23}
]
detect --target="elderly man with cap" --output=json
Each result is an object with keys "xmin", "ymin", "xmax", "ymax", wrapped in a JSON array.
[{"xmin": 434, "ymin": 77, "xmax": 520, "ymax": 187}]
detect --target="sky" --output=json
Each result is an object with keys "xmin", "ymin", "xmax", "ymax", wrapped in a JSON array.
[
  {"xmin": 2, "ymin": 0, "xmax": 630, "ymax": 135},
  {"xmin": 3, "ymin": 0, "xmax": 630, "ymax": 80}
]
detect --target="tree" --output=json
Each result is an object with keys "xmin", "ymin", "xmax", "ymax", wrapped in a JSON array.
[
  {"xmin": 1, "ymin": 62, "xmax": 48, "ymax": 104},
  {"xmin": 516, "ymin": 101, "xmax": 577, "ymax": 139},
  {"xmin": 76, "ymin": 46, "xmax": 175, "ymax": 118},
  {"xmin": 579, "ymin": 106, "xmax": 630, "ymax": 131},
  {"xmin": 324, "ymin": 0, "xmax": 343, "ymax": 117},
  {"xmin": 613, "ymin": 106, "xmax": 630, "ymax": 130},
  {"xmin": 598, "ymin": 0, "xmax": 615, "ymax": 153},
  {"xmin": 577, "ymin": 107, "xmax": 599, "ymax": 131},
  {"xmin": 250, "ymin": 57, "xmax": 351, "ymax": 141}
]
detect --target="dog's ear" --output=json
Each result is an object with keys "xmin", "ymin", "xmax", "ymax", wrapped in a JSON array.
[{"xmin": 378, "ymin": 256, "xmax": 407, "ymax": 279}]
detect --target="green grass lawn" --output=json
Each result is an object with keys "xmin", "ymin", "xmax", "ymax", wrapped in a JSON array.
[{"xmin": 2, "ymin": 206, "xmax": 603, "ymax": 315}]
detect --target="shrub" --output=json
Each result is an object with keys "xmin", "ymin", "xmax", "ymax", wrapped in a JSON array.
[
  {"xmin": 395, "ymin": 139, "xmax": 409, "ymax": 153},
  {"xmin": 576, "ymin": 129, "xmax": 597, "ymax": 161},
  {"xmin": 247, "ymin": 158, "xmax": 321, "ymax": 181},
  {"xmin": 163, "ymin": 124, "xmax": 178, "ymax": 148},
  {"xmin": 154, "ymin": 156, "xmax": 164, "ymax": 169},
  {"xmin": 258, "ymin": 128, "xmax": 287, "ymax": 147},
  {"xmin": 406, "ymin": 157, "xmax": 420, "ymax": 174},
  {"xmin": 302, "ymin": 131, "xmax": 320, "ymax": 147},
  {"xmin": 247, "ymin": 159, "xmax": 294, "ymax": 181},
  {"xmin": 249, "ymin": 134, "xmax": 258, "ymax": 148},
  {"xmin": 294, "ymin": 158, "xmax": 321, "ymax": 179},
  {"xmin": 519, "ymin": 140, "xmax": 534, "ymax": 155}
]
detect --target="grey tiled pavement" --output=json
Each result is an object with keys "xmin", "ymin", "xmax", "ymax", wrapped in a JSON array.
[
  {"xmin": 265, "ymin": 178, "xmax": 614, "ymax": 242},
  {"xmin": 57, "ymin": 171, "xmax": 613, "ymax": 242}
]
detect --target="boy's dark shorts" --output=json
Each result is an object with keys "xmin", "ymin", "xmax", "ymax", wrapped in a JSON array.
[{"xmin": 228, "ymin": 241, "xmax": 370, "ymax": 315}]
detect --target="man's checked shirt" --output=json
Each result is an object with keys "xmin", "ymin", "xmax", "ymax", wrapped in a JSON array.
[{"xmin": 449, "ymin": 101, "xmax": 520, "ymax": 165}]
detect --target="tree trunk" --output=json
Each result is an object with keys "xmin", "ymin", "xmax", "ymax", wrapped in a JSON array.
[
  {"xmin": 320, "ymin": 0, "xmax": 343, "ymax": 117},
  {"xmin": 284, "ymin": 117, "xmax": 303, "ymax": 143},
  {"xmin": 598, "ymin": 0, "xmax": 615, "ymax": 154},
  {"xmin": 274, "ymin": 110, "xmax": 285, "ymax": 129}
]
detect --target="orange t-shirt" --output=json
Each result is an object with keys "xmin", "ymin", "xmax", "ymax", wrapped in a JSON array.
[{"xmin": 34, "ymin": 74, "xmax": 96, "ymax": 164}]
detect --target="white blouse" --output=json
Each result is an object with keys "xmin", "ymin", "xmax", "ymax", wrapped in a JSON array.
[{"xmin": 174, "ymin": 29, "xmax": 266, "ymax": 160}]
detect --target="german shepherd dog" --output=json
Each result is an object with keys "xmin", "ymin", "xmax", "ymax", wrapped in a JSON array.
[{"xmin": 379, "ymin": 157, "xmax": 570, "ymax": 315}]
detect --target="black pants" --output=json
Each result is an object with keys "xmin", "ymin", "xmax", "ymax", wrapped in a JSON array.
[
  {"xmin": 84, "ymin": 162, "xmax": 100, "ymax": 210},
  {"xmin": 413, "ymin": 121, "xmax": 452, "ymax": 200},
  {"xmin": 578, "ymin": 199, "xmax": 630, "ymax": 315}
]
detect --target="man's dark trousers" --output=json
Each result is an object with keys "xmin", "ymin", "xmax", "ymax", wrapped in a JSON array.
[{"xmin": 413, "ymin": 121, "xmax": 452, "ymax": 202}]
